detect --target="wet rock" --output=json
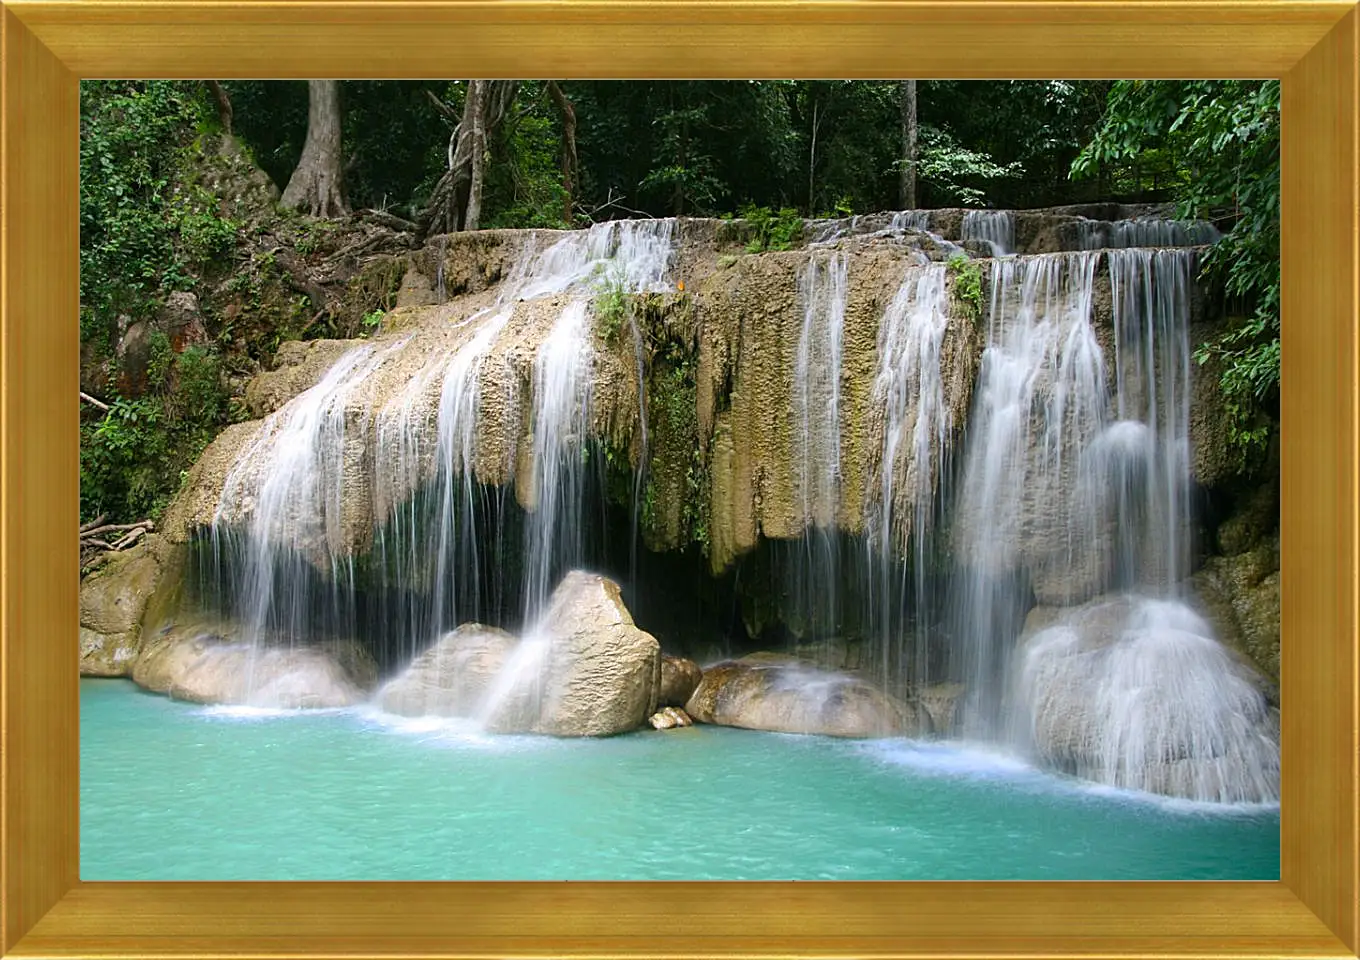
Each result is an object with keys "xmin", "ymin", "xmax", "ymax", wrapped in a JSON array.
[
  {"xmin": 388, "ymin": 573, "xmax": 663, "ymax": 736},
  {"xmin": 132, "ymin": 621, "xmax": 377, "ymax": 708},
  {"xmin": 375, "ymin": 623, "xmax": 518, "ymax": 718},
  {"xmin": 648, "ymin": 706, "xmax": 694, "ymax": 730},
  {"xmin": 658, "ymin": 654, "xmax": 703, "ymax": 707},
  {"xmin": 917, "ymin": 681, "xmax": 965, "ymax": 737},
  {"xmin": 1014, "ymin": 594, "xmax": 1279, "ymax": 803},
  {"xmin": 80, "ymin": 627, "xmax": 141, "ymax": 678},
  {"xmin": 685, "ymin": 658, "xmax": 922, "ymax": 738},
  {"xmin": 79, "ymin": 540, "xmax": 166, "ymax": 677},
  {"xmin": 488, "ymin": 571, "xmax": 660, "ymax": 736},
  {"xmin": 1185, "ymin": 538, "xmax": 1280, "ymax": 683}
]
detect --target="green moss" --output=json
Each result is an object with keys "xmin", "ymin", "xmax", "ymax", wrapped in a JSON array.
[
  {"xmin": 640, "ymin": 333, "xmax": 711, "ymax": 556},
  {"xmin": 591, "ymin": 265, "xmax": 631, "ymax": 345},
  {"xmin": 946, "ymin": 253, "xmax": 985, "ymax": 324}
]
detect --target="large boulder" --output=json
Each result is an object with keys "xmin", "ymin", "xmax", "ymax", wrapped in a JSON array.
[
  {"xmin": 685, "ymin": 657, "xmax": 922, "ymax": 738},
  {"xmin": 1013, "ymin": 594, "xmax": 1279, "ymax": 803},
  {"xmin": 658, "ymin": 654, "xmax": 703, "ymax": 707},
  {"xmin": 378, "ymin": 572, "xmax": 662, "ymax": 737},
  {"xmin": 79, "ymin": 539, "xmax": 166, "ymax": 677},
  {"xmin": 132, "ymin": 621, "xmax": 377, "ymax": 708},
  {"xmin": 493, "ymin": 570, "xmax": 661, "ymax": 736},
  {"xmin": 375, "ymin": 623, "xmax": 518, "ymax": 718}
]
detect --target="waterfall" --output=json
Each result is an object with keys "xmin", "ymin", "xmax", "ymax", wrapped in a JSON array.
[
  {"xmin": 1013, "ymin": 597, "xmax": 1280, "ymax": 803},
  {"xmin": 962, "ymin": 210, "xmax": 1015, "ymax": 256},
  {"xmin": 205, "ymin": 218, "xmax": 675, "ymax": 676},
  {"xmin": 865, "ymin": 263, "xmax": 952, "ymax": 696},
  {"xmin": 795, "ymin": 251, "xmax": 847, "ymax": 530},
  {"xmin": 791, "ymin": 251, "xmax": 848, "ymax": 639},
  {"xmin": 948, "ymin": 252, "xmax": 1104, "ymax": 734},
  {"xmin": 523, "ymin": 299, "xmax": 594, "ymax": 618},
  {"xmin": 183, "ymin": 206, "xmax": 1276, "ymax": 802},
  {"xmin": 1102, "ymin": 247, "xmax": 1196, "ymax": 589},
  {"xmin": 211, "ymin": 339, "xmax": 406, "ymax": 701},
  {"xmin": 1075, "ymin": 217, "xmax": 1220, "ymax": 250}
]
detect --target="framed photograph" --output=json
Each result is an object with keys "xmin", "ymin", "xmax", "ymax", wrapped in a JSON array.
[{"xmin": 2, "ymin": 2, "xmax": 1356, "ymax": 958}]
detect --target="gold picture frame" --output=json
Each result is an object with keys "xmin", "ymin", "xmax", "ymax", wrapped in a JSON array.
[{"xmin": 2, "ymin": 3, "xmax": 1356, "ymax": 956}]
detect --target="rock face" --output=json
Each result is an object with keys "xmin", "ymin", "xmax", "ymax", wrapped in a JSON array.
[
  {"xmin": 658, "ymin": 654, "xmax": 703, "ymax": 707},
  {"xmin": 1013, "ymin": 595, "xmax": 1280, "ymax": 803},
  {"xmin": 79, "ymin": 540, "xmax": 167, "ymax": 676},
  {"xmin": 1184, "ymin": 476, "xmax": 1280, "ymax": 683},
  {"xmin": 375, "ymin": 623, "xmax": 518, "ymax": 717},
  {"xmin": 132, "ymin": 622, "xmax": 378, "ymax": 708},
  {"xmin": 685, "ymin": 657, "xmax": 921, "ymax": 738},
  {"xmin": 245, "ymin": 339, "xmax": 362, "ymax": 418},
  {"xmin": 1187, "ymin": 541, "xmax": 1281, "ymax": 685},
  {"xmin": 375, "ymin": 571, "xmax": 661, "ymax": 737}
]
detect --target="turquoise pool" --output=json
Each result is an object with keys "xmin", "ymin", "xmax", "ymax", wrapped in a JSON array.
[{"xmin": 80, "ymin": 678, "xmax": 1279, "ymax": 880}]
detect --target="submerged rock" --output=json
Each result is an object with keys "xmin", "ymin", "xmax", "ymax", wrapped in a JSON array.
[
  {"xmin": 79, "ymin": 539, "xmax": 167, "ymax": 677},
  {"xmin": 375, "ymin": 623, "xmax": 518, "ymax": 718},
  {"xmin": 685, "ymin": 658, "xmax": 921, "ymax": 738},
  {"xmin": 648, "ymin": 706, "xmax": 694, "ymax": 730},
  {"xmin": 131, "ymin": 622, "xmax": 378, "ymax": 708},
  {"xmin": 658, "ymin": 654, "xmax": 703, "ymax": 707},
  {"xmin": 1013, "ymin": 594, "xmax": 1279, "ymax": 803}
]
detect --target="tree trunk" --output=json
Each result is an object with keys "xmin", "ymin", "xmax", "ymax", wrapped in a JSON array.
[
  {"xmin": 419, "ymin": 80, "xmax": 520, "ymax": 238},
  {"xmin": 547, "ymin": 81, "xmax": 577, "ymax": 224},
  {"xmin": 899, "ymin": 80, "xmax": 918, "ymax": 209},
  {"xmin": 205, "ymin": 80, "xmax": 233, "ymax": 135},
  {"xmin": 465, "ymin": 80, "xmax": 487, "ymax": 232},
  {"xmin": 808, "ymin": 99, "xmax": 819, "ymax": 214},
  {"xmin": 281, "ymin": 80, "xmax": 349, "ymax": 218}
]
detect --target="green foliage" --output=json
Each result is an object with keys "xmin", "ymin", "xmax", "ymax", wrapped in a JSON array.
[
  {"xmin": 79, "ymin": 81, "xmax": 240, "ymax": 523},
  {"xmin": 484, "ymin": 107, "xmax": 573, "ymax": 229},
  {"xmin": 81, "ymin": 345, "xmax": 228, "ymax": 522},
  {"xmin": 741, "ymin": 205, "xmax": 804, "ymax": 253},
  {"xmin": 913, "ymin": 126, "xmax": 1024, "ymax": 207},
  {"xmin": 80, "ymin": 82, "xmax": 240, "ymax": 343},
  {"xmin": 1073, "ymin": 80, "xmax": 1280, "ymax": 469},
  {"xmin": 591, "ymin": 266, "xmax": 631, "ymax": 343},
  {"xmin": 361, "ymin": 309, "xmax": 385, "ymax": 333},
  {"xmin": 946, "ymin": 254, "xmax": 985, "ymax": 323}
]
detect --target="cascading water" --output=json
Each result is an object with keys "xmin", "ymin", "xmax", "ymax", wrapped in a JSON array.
[
  {"xmin": 962, "ymin": 210, "xmax": 1015, "ymax": 256},
  {"xmin": 791, "ymin": 251, "xmax": 848, "ymax": 640},
  {"xmin": 523, "ymin": 299, "xmax": 595, "ymax": 617},
  {"xmin": 1013, "ymin": 597, "xmax": 1280, "ymax": 803},
  {"xmin": 864, "ymin": 263, "xmax": 952, "ymax": 697},
  {"xmin": 1102, "ymin": 247, "xmax": 1196, "ymax": 588},
  {"xmin": 1074, "ymin": 217, "xmax": 1220, "ymax": 250},
  {"xmin": 210, "ymin": 340, "xmax": 406, "ymax": 703},
  {"xmin": 202, "ymin": 219, "xmax": 675, "ymax": 704},
  {"xmin": 182, "ymin": 204, "xmax": 1277, "ymax": 803},
  {"xmin": 947, "ymin": 252, "xmax": 1105, "ymax": 734},
  {"xmin": 933, "ymin": 244, "xmax": 1280, "ymax": 802}
]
